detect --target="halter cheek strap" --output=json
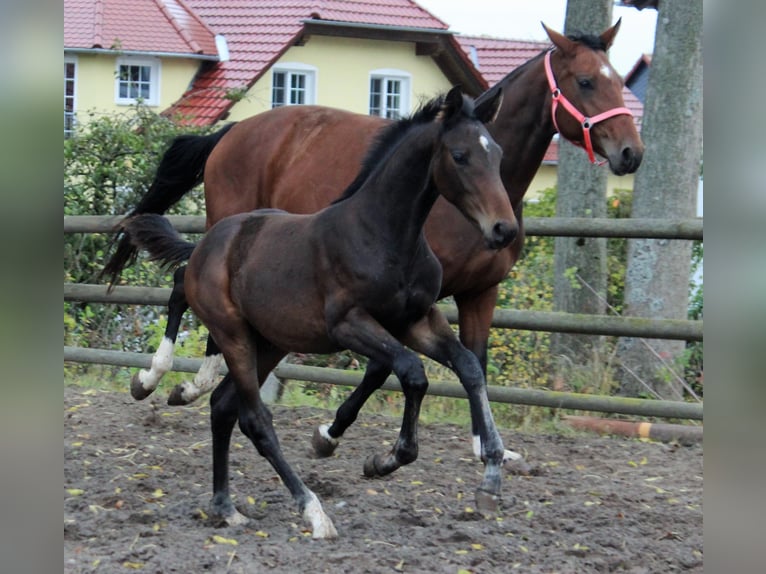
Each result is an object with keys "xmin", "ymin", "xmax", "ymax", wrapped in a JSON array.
[{"xmin": 544, "ymin": 49, "xmax": 633, "ymax": 165}]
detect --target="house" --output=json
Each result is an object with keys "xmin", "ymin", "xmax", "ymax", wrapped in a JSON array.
[
  {"xmin": 624, "ymin": 53, "xmax": 651, "ymax": 104},
  {"xmin": 64, "ymin": 0, "xmax": 484, "ymax": 132},
  {"xmin": 64, "ymin": 0, "xmax": 644, "ymax": 196}
]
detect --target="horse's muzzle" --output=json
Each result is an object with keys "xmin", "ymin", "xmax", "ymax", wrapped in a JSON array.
[{"xmin": 487, "ymin": 220, "xmax": 517, "ymax": 250}]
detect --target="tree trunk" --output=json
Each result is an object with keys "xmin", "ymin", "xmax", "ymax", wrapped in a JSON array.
[
  {"xmin": 617, "ymin": 0, "xmax": 703, "ymax": 398},
  {"xmin": 551, "ymin": 0, "xmax": 613, "ymax": 368}
]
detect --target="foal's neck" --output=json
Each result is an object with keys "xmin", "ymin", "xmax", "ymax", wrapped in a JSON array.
[{"xmin": 356, "ymin": 123, "xmax": 440, "ymax": 244}]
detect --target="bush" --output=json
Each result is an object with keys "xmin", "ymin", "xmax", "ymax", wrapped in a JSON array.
[{"xmin": 64, "ymin": 105, "xmax": 210, "ymax": 366}]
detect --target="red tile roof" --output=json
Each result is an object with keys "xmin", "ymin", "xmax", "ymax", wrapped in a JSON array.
[
  {"xmin": 455, "ymin": 36, "xmax": 551, "ymax": 86},
  {"xmin": 166, "ymin": 0, "xmax": 451, "ymax": 125},
  {"xmin": 64, "ymin": 0, "xmax": 218, "ymax": 57}
]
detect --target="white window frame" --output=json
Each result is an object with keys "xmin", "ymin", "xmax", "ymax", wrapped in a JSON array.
[
  {"xmin": 65, "ymin": 55, "xmax": 78, "ymax": 138},
  {"xmin": 369, "ymin": 69, "xmax": 411, "ymax": 119},
  {"xmin": 271, "ymin": 63, "xmax": 317, "ymax": 108},
  {"xmin": 115, "ymin": 57, "xmax": 161, "ymax": 106}
]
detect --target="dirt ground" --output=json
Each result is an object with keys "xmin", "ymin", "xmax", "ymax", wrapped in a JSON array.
[{"xmin": 64, "ymin": 385, "xmax": 703, "ymax": 573}]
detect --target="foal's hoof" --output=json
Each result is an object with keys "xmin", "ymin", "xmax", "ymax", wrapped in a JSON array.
[
  {"xmin": 363, "ymin": 454, "xmax": 380, "ymax": 477},
  {"xmin": 311, "ymin": 425, "xmax": 339, "ymax": 458},
  {"xmin": 130, "ymin": 372, "xmax": 153, "ymax": 401},
  {"xmin": 475, "ymin": 488, "xmax": 500, "ymax": 515}
]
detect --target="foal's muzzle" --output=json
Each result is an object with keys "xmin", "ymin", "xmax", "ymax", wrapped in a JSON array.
[{"xmin": 487, "ymin": 220, "xmax": 517, "ymax": 250}]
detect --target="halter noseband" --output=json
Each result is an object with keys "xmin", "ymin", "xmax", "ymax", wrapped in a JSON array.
[{"xmin": 544, "ymin": 49, "xmax": 633, "ymax": 165}]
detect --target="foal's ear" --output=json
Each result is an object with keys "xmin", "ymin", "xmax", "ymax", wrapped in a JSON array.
[
  {"xmin": 475, "ymin": 88, "xmax": 503, "ymax": 124},
  {"xmin": 542, "ymin": 22, "xmax": 577, "ymax": 55},
  {"xmin": 441, "ymin": 85, "xmax": 465, "ymax": 120},
  {"xmin": 600, "ymin": 17, "xmax": 621, "ymax": 50}
]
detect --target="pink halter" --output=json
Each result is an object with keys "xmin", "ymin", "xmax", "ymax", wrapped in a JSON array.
[{"xmin": 544, "ymin": 49, "xmax": 633, "ymax": 165}]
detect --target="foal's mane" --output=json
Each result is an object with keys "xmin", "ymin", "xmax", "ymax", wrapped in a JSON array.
[
  {"xmin": 332, "ymin": 93, "xmax": 471, "ymax": 204},
  {"xmin": 475, "ymin": 31, "xmax": 607, "ymax": 109}
]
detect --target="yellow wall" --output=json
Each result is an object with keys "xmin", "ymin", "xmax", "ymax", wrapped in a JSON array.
[
  {"xmin": 524, "ymin": 165, "xmax": 635, "ymax": 202},
  {"xmin": 69, "ymin": 52, "xmax": 199, "ymax": 122},
  {"xmin": 227, "ymin": 35, "xmax": 454, "ymax": 120}
]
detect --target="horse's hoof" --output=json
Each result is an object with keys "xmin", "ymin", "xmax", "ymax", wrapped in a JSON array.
[
  {"xmin": 220, "ymin": 509, "xmax": 249, "ymax": 527},
  {"xmin": 166, "ymin": 385, "xmax": 188, "ymax": 406},
  {"xmin": 130, "ymin": 372, "xmax": 153, "ymax": 400},
  {"xmin": 312, "ymin": 425, "xmax": 339, "ymax": 458},
  {"xmin": 363, "ymin": 454, "xmax": 379, "ymax": 477},
  {"xmin": 475, "ymin": 488, "xmax": 500, "ymax": 515}
]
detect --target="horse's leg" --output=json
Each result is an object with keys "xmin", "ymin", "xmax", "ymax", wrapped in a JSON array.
[
  {"xmin": 312, "ymin": 360, "xmax": 392, "ymax": 457},
  {"xmin": 208, "ymin": 326, "xmax": 337, "ymax": 538},
  {"xmin": 328, "ymin": 310, "xmax": 431, "ymax": 477},
  {"xmin": 403, "ymin": 306, "xmax": 505, "ymax": 513},
  {"xmin": 131, "ymin": 267, "xmax": 187, "ymax": 400},
  {"xmin": 167, "ymin": 335, "xmax": 224, "ymax": 405},
  {"xmin": 455, "ymin": 288, "xmax": 523, "ymax": 464}
]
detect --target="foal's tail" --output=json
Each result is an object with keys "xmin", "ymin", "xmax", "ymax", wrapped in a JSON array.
[
  {"xmin": 100, "ymin": 123, "xmax": 235, "ymax": 290},
  {"xmin": 118, "ymin": 214, "xmax": 196, "ymax": 271}
]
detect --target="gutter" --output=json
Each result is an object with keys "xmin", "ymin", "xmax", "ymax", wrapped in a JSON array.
[
  {"xmin": 301, "ymin": 19, "xmax": 453, "ymax": 36},
  {"xmin": 64, "ymin": 47, "xmax": 219, "ymax": 62}
]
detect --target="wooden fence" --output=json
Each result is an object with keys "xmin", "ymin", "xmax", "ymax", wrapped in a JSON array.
[{"xmin": 64, "ymin": 215, "xmax": 703, "ymax": 421}]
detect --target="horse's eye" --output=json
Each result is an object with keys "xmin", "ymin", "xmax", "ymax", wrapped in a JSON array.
[
  {"xmin": 578, "ymin": 78, "xmax": 594, "ymax": 90},
  {"xmin": 451, "ymin": 151, "xmax": 468, "ymax": 165}
]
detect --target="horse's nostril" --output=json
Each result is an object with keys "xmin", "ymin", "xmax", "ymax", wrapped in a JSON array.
[
  {"xmin": 491, "ymin": 220, "xmax": 517, "ymax": 249},
  {"xmin": 621, "ymin": 146, "xmax": 642, "ymax": 172}
]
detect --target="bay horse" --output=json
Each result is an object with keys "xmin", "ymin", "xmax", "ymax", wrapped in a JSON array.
[
  {"xmin": 118, "ymin": 87, "xmax": 513, "ymax": 537},
  {"xmin": 103, "ymin": 21, "xmax": 643, "ymax": 463}
]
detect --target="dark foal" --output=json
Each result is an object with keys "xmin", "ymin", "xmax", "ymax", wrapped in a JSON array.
[
  {"xmin": 119, "ymin": 87, "xmax": 514, "ymax": 538},
  {"xmin": 105, "ymin": 21, "xmax": 643, "ymax": 466}
]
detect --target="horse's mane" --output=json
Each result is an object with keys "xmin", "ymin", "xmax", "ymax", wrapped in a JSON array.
[
  {"xmin": 475, "ymin": 31, "xmax": 607, "ymax": 108},
  {"xmin": 332, "ymin": 93, "xmax": 470, "ymax": 204}
]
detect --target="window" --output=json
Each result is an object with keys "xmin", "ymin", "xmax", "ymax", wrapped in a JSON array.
[
  {"xmin": 115, "ymin": 57, "xmax": 160, "ymax": 105},
  {"xmin": 271, "ymin": 64, "xmax": 316, "ymax": 108},
  {"xmin": 65, "ymin": 57, "xmax": 77, "ymax": 138},
  {"xmin": 369, "ymin": 70, "xmax": 410, "ymax": 119}
]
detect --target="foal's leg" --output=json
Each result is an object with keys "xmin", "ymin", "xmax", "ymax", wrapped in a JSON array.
[
  {"xmin": 208, "ymin": 328, "xmax": 337, "ymax": 539},
  {"xmin": 404, "ymin": 306, "xmax": 505, "ymax": 513},
  {"xmin": 167, "ymin": 334, "xmax": 224, "ymax": 405},
  {"xmin": 209, "ymin": 374, "xmax": 248, "ymax": 526},
  {"xmin": 131, "ymin": 267, "xmax": 187, "ymax": 400},
  {"xmin": 312, "ymin": 360, "xmax": 392, "ymax": 457},
  {"xmin": 329, "ymin": 309, "xmax": 431, "ymax": 477},
  {"xmin": 455, "ymin": 288, "xmax": 523, "ymax": 464}
]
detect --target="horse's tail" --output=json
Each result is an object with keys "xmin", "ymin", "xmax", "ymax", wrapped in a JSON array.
[
  {"xmin": 119, "ymin": 214, "xmax": 196, "ymax": 271},
  {"xmin": 100, "ymin": 122, "xmax": 235, "ymax": 290}
]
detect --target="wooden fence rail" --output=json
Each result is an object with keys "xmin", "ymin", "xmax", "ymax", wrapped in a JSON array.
[
  {"xmin": 64, "ymin": 283, "xmax": 702, "ymax": 341},
  {"xmin": 64, "ymin": 214, "xmax": 704, "ymax": 240},
  {"xmin": 64, "ymin": 346, "xmax": 703, "ymax": 421}
]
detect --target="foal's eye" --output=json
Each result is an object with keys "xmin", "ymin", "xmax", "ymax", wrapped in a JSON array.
[
  {"xmin": 451, "ymin": 150, "xmax": 468, "ymax": 165},
  {"xmin": 577, "ymin": 78, "xmax": 594, "ymax": 90}
]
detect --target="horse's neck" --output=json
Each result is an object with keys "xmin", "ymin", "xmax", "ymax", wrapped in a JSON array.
[{"xmin": 489, "ymin": 57, "xmax": 557, "ymax": 208}]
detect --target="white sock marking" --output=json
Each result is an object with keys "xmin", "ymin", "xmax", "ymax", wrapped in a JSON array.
[
  {"xmin": 139, "ymin": 337, "xmax": 175, "ymax": 390},
  {"xmin": 303, "ymin": 492, "xmax": 338, "ymax": 539},
  {"xmin": 318, "ymin": 424, "xmax": 339, "ymax": 446},
  {"xmin": 472, "ymin": 434, "xmax": 523, "ymax": 462}
]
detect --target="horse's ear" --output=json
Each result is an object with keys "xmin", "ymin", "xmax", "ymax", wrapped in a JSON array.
[
  {"xmin": 600, "ymin": 17, "xmax": 621, "ymax": 50},
  {"xmin": 441, "ymin": 85, "xmax": 465, "ymax": 120},
  {"xmin": 542, "ymin": 22, "xmax": 577, "ymax": 55},
  {"xmin": 475, "ymin": 88, "xmax": 503, "ymax": 124}
]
